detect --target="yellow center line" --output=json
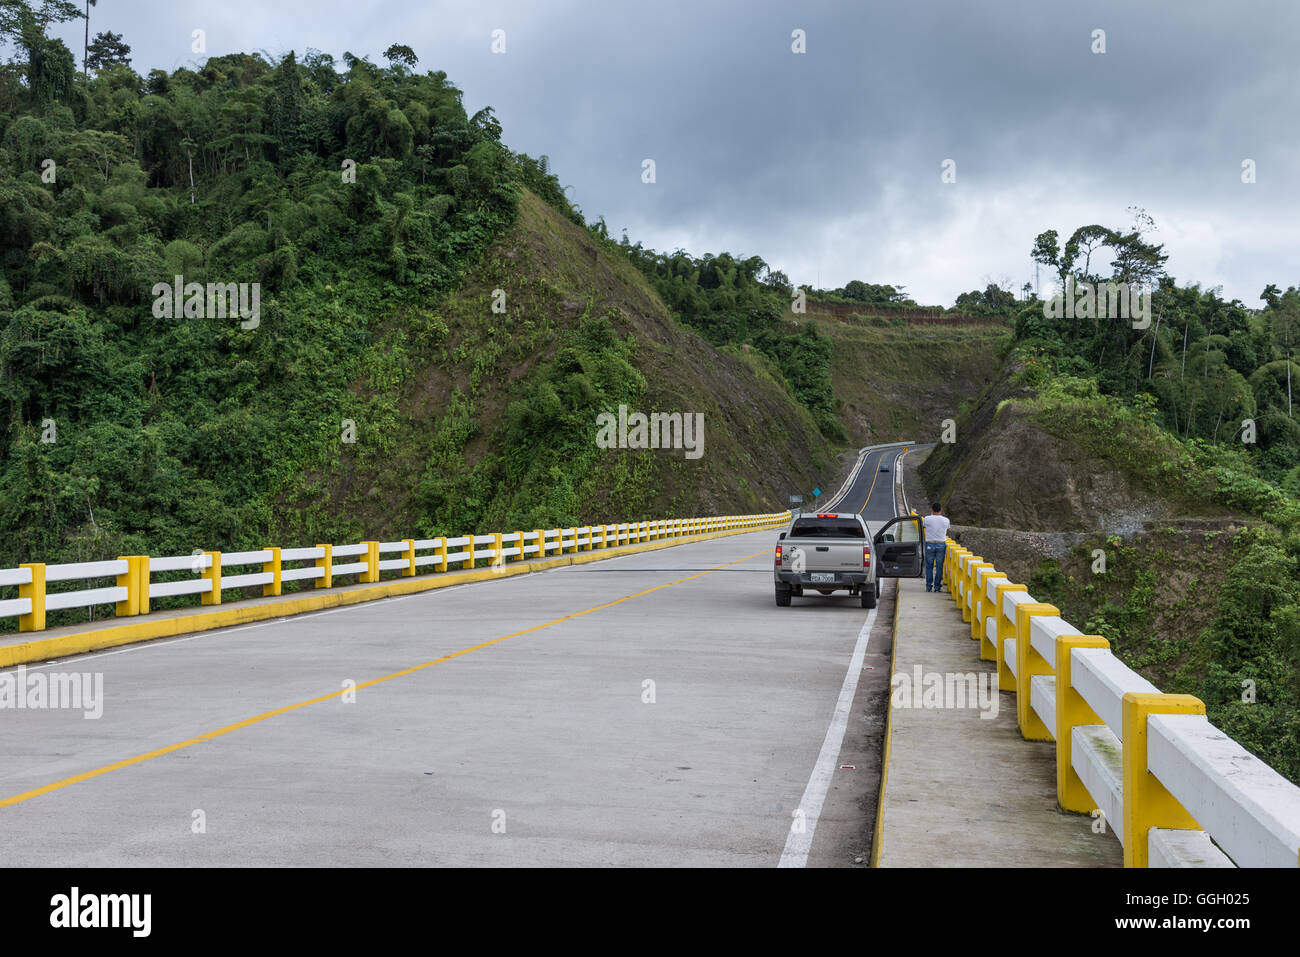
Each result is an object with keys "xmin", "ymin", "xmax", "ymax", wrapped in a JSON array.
[{"xmin": 1, "ymin": 547, "xmax": 769, "ymax": 810}]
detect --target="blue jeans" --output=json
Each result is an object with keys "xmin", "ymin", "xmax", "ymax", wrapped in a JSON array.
[{"xmin": 924, "ymin": 542, "xmax": 945, "ymax": 591}]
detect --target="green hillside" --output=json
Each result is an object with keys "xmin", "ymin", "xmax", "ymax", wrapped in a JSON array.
[
  {"xmin": 917, "ymin": 266, "xmax": 1300, "ymax": 782},
  {"xmin": 0, "ymin": 36, "xmax": 851, "ymax": 569}
]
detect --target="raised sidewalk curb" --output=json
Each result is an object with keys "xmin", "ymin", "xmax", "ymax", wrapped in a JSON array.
[{"xmin": 875, "ymin": 574, "xmax": 1122, "ymax": 867}]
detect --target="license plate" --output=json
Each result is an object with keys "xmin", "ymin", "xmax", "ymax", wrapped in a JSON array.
[{"xmin": 810, "ymin": 573, "xmax": 835, "ymax": 583}]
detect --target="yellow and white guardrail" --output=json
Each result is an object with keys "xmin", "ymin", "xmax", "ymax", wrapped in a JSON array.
[
  {"xmin": 0, "ymin": 512, "xmax": 790, "ymax": 664},
  {"xmin": 940, "ymin": 540, "xmax": 1300, "ymax": 868}
]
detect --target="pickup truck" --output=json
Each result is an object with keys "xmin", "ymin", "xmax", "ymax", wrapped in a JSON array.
[{"xmin": 773, "ymin": 512, "xmax": 923, "ymax": 608}]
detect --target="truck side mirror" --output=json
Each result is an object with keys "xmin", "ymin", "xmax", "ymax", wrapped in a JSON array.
[{"xmin": 779, "ymin": 532, "xmax": 786, "ymax": 540}]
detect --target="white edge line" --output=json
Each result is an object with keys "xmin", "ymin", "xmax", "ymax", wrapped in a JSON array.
[{"xmin": 777, "ymin": 605, "xmax": 878, "ymax": 868}]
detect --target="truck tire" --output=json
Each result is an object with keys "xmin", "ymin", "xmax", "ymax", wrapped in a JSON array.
[
  {"xmin": 775, "ymin": 584, "xmax": 792, "ymax": 607},
  {"xmin": 861, "ymin": 586, "xmax": 877, "ymax": 609},
  {"xmin": 876, "ymin": 580, "xmax": 881, "ymax": 600}
]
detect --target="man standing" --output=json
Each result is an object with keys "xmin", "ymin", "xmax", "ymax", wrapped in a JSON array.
[{"xmin": 921, "ymin": 502, "xmax": 950, "ymax": 593}]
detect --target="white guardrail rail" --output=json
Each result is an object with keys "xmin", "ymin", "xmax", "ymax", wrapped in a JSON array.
[
  {"xmin": 0, "ymin": 512, "xmax": 791, "ymax": 635},
  {"xmin": 943, "ymin": 540, "xmax": 1300, "ymax": 868}
]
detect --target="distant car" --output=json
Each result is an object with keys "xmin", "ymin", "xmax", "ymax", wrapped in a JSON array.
[{"xmin": 879, "ymin": 463, "xmax": 889, "ymax": 472}]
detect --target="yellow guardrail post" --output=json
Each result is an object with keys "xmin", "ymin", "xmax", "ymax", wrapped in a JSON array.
[
  {"xmin": 959, "ymin": 556, "xmax": 981, "ymax": 621},
  {"xmin": 1014, "ymin": 602, "xmax": 1058, "ymax": 740},
  {"xmin": 202, "ymin": 551, "xmax": 222, "ymax": 604},
  {"xmin": 361, "ymin": 541, "xmax": 380, "ymax": 581},
  {"xmin": 403, "ymin": 539, "xmax": 416, "ymax": 577},
  {"xmin": 599, "ymin": 525, "xmax": 608, "ymax": 550},
  {"xmin": 433, "ymin": 538, "xmax": 447, "ymax": 573},
  {"xmin": 115, "ymin": 556, "xmax": 142, "ymax": 617},
  {"xmin": 315, "ymin": 545, "xmax": 332, "ymax": 588},
  {"xmin": 1056, "ymin": 634, "xmax": 1110, "ymax": 812},
  {"xmin": 965, "ymin": 561, "xmax": 993, "ymax": 635},
  {"xmin": 492, "ymin": 532, "xmax": 504, "ymax": 568},
  {"xmin": 992, "ymin": 583, "xmax": 1027, "ymax": 689},
  {"xmin": 534, "ymin": 529, "xmax": 546, "ymax": 561},
  {"xmin": 462, "ymin": 536, "xmax": 476, "ymax": 570},
  {"xmin": 18, "ymin": 563, "xmax": 45, "ymax": 632},
  {"xmin": 945, "ymin": 546, "xmax": 965, "ymax": 595},
  {"xmin": 263, "ymin": 546, "xmax": 282, "ymax": 596},
  {"xmin": 138, "ymin": 555, "xmax": 151, "ymax": 614},
  {"xmin": 975, "ymin": 572, "xmax": 1007, "ymax": 657},
  {"xmin": 1121, "ymin": 692, "xmax": 1207, "ymax": 867}
]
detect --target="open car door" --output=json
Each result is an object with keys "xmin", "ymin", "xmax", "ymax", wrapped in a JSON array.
[{"xmin": 873, "ymin": 515, "xmax": 923, "ymax": 577}]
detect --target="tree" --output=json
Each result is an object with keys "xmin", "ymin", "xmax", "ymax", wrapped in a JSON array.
[
  {"xmin": 1066, "ymin": 224, "xmax": 1111, "ymax": 281},
  {"xmin": 383, "ymin": 43, "xmax": 417, "ymax": 69},
  {"xmin": 84, "ymin": 28, "xmax": 128, "ymax": 71},
  {"xmin": 0, "ymin": 0, "xmax": 83, "ymax": 102},
  {"xmin": 1108, "ymin": 227, "xmax": 1168, "ymax": 287},
  {"xmin": 81, "ymin": 0, "xmax": 93, "ymax": 77},
  {"xmin": 1030, "ymin": 229, "xmax": 1064, "ymax": 287},
  {"xmin": 954, "ymin": 283, "xmax": 1018, "ymax": 316},
  {"xmin": 1268, "ymin": 288, "xmax": 1300, "ymax": 417},
  {"xmin": 269, "ymin": 50, "xmax": 303, "ymax": 155},
  {"xmin": 28, "ymin": 33, "xmax": 75, "ymax": 103}
]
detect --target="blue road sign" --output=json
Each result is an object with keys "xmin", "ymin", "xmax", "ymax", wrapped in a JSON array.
[{"xmin": 812, "ymin": 487, "xmax": 821, "ymax": 497}]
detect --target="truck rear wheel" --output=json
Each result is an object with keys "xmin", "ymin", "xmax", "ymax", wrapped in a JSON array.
[
  {"xmin": 861, "ymin": 586, "xmax": 877, "ymax": 609},
  {"xmin": 775, "ymin": 584, "xmax": 792, "ymax": 607}
]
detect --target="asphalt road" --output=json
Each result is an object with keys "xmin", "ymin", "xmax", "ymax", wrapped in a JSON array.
[
  {"xmin": 825, "ymin": 445, "xmax": 908, "ymax": 522},
  {"xmin": 0, "ymin": 494, "xmax": 898, "ymax": 867}
]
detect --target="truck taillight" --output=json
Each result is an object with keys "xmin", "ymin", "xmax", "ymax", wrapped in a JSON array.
[
  {"xmin": 863, "ymin": 546, "xmax": 871, "ymax": 568},
  {"xmin": 775, "ymin": 545, "xmax": 783, "ymax": 566}
]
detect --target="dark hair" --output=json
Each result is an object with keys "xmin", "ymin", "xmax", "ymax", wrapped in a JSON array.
[{"xmin": 931, "ymin": 502, "xmax": 942, "ymax": 513}]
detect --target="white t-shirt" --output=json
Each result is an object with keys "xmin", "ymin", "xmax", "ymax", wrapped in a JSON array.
[{"xmin": 922, "ymin": 513, "xmax": 950, "ymax": 544}]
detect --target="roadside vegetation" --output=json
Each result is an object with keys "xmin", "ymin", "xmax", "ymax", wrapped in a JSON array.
[{"xmin": 921, "ymin": 211, "xmax": 1300, "ymax": 783}]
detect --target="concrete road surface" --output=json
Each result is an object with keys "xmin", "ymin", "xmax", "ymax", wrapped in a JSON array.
[{"xmin": 0, "ymin": 526, "xmax": 898, "ymax": 867}]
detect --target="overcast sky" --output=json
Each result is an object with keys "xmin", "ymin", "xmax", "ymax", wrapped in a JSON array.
[{"xmin": 47, "ymin": 0, "xmax": 1300, "ymax": 307}]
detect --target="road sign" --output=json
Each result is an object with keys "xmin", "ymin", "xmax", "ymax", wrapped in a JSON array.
[
  {"xmin": 789, "ymin": 494, "xmax": 803, "ymax": 505},
  {"xmin": 812, "ymin": 487, "xmax": 821, "ymax": 497}
]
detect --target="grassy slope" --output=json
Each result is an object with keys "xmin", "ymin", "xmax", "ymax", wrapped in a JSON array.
[
  {"xmin": 922, "ymin": 362, "xmax": 1242, "ymax": 532},
  {"xmin": 806, "ymin": 309, "xmax": 1010, "ymax": 446},
  {"xmin": 273, "ymin": 190, "xmax": 840, "ymax": 542}
]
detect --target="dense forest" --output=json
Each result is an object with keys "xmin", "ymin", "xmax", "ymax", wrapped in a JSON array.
[
  {"xmin": 997, "ymin": 218, "xmax": 1300, "ymax": 782},
  {"xmin": 0, "ymin": 18, "xmax": 519, "ymax": 565},
  {"xmin": 0, "ymin": 4, "xmax": 843, "ymax": 569},
  {"xmin": 1015, "ymin": 217, "xmax": 1300, "ymax": 493}
]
